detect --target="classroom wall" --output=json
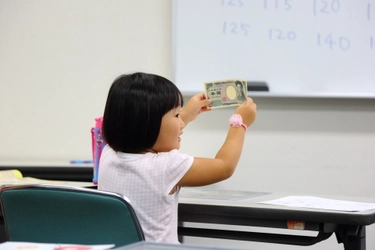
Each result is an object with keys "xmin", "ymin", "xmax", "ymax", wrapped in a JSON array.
[
  {"xmin": 0, "ymin": 0, "xmax": 173, "ymax": 165},
  {"xmin": 1, "ymin": 1, "xmax": 375, "ymax": 249}
]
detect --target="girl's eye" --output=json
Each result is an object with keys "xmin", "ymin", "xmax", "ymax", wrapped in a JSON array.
[{"xmin": 175, "ymin": 113, "xmax": 180, "ymax": 118}]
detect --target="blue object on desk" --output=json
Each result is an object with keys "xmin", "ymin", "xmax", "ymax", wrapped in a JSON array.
[{"xmin": 70, "ymin": 160, "xmax": 93, "ymax": 164}]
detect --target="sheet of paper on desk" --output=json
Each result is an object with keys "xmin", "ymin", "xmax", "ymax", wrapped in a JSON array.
[
  {"xmin": 181, "ymin": 188, "xmax": 270, "ymax": 201},
  {"xmin": 258, "ymin": 196, "xmax": 375, "ymax": 212},
  {"xmin": 0, "ymin": 242, "xmax": 114, "ymax": 250},
  {"xmin": 0, "ymin": 169, "xmax": 67, "ymax": 185}
]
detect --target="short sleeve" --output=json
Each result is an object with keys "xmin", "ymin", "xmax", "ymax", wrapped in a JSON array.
[{"xmin": 158, "ymin": 150, "xmax": 193, "ymax": 196}]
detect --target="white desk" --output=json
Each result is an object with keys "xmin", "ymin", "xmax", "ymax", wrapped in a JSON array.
[{"xmin": 178, "ymin": 188, "xmax": 375, "ymax": 250}]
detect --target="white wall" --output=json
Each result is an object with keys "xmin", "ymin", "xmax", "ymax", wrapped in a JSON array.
[
  {"xmin": 0, "ymin": 0, "xmax": 172, "ymax": 165},
  {"xmin": 1, "ymin": 1, "xmax": 374, "ymax": 249}
]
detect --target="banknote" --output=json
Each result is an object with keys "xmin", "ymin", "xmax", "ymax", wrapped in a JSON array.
[{"xmin": 204, "ymin": 79, "xmax": 248, "ymax": 109}]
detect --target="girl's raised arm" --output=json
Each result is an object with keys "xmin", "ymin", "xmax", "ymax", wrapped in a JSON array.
[{"xmin": 177, "ymin": 98, "xmax": 257, "ymax": 187}]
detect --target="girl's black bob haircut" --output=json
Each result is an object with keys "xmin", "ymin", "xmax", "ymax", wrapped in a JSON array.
[{"xmin": 102, "ymin": 72, "xmax": 184, "ymax": 153}]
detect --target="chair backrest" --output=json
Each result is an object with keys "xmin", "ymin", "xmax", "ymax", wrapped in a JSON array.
[{"xmin": 0, "ymin": 184, "xmax": 144, "ymax": 247}]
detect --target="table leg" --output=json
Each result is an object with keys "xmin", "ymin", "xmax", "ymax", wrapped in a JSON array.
[{"xmin": 336, "ymin": 225, "xmax": 366, "ymax": 250}]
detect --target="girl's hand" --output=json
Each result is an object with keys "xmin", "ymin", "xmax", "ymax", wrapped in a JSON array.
[
  {"xmin": 180, "ymin": 93, "xmax": 212, "ymax": 125},
  {"xmin": 234, "ymin": 98, "xmax": 257, "ymax": 127}
]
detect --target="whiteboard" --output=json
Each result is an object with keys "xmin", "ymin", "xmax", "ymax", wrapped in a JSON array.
[{"xmin": 172, "ymin": 0, "xmax": 375, "ymax": 98}]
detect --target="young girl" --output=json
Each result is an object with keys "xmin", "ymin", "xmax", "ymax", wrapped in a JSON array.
[{"xmin": 98, "ymin": 72, "xmax": 256, "ymax": 243}]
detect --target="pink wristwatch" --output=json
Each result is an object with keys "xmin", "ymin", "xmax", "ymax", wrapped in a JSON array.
[{"xmin": 229, "ymin": 114, "xmax": 247, "ymax": 131}]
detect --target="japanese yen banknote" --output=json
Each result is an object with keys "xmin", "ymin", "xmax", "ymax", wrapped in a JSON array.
[{"xmin": 204, "ymin": 79, "xmax": 248, "ymax": 109}]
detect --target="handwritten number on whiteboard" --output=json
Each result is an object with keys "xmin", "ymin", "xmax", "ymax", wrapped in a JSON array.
[
  {"xmin": 317, "ymin": 33, "xmax": 350, "ymax": 51},
  {"xmin": 223, "ymin": 22, "xmax": 251, "ymax": 35},
  {"xmin": 313, "ymin": 0, "xmax": 340, "ymax": 16},
  {"xmin": 264, "ymin": 0, "xmax": 292, "ymax": 11},
  {"xmin": 321, "ymin": 0, "xmax": 340, "ymax": 14},
  {"xmin": 269, "ymin": 28, "xmax": 296, "ymax": 41}
]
